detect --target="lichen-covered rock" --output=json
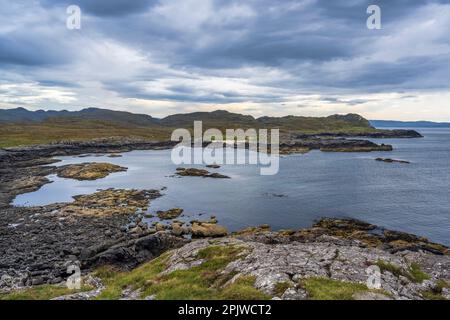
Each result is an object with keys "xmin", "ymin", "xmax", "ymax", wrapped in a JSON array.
[
  {"xmin": 175, "ymin": 168, "xmax": 230, "ymax": 179},
  {"xmin": 57, "ymin": 162, "xmax": 127, "ymax": 181},
  {"xmin": 156, "ymin": 232, "xmax": 449, "ymax": 300},
  {"xmin": 191, "ymin": 222, "xmax": 228, "ymax": 238},
  {"xmin": 157, "ymin": 208, "xmax": 183, "ymax": 220}
]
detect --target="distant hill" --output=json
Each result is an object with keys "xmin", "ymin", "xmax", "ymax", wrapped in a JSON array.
[
  {"xmin": 160, "ymin": 110, "xmax": 258, "ymax": 128},
  {"xmin": 0, "ymin": 107, "xmax": 382, "ymax": 147},
  {"xmin": 0, "ymin": 107, "xmax": 159, "ymax": 127},
  {"xmin": 371, "ymin": 120, "xmax": 450, "ymax": 128},
  {"xmin": 0, "ymin": 107, "xmax": 374, "ymax": 132}
]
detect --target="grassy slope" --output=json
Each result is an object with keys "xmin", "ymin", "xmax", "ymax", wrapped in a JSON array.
[
  {"xmin": 0, "ymin": 119, "xmax": 173, "ymax": 148},
  {"xmin": 0, "ymin": 114, "xmax": 375, "ymax": 148}
]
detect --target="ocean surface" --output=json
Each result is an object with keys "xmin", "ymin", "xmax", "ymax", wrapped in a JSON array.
[{"xmin": 13, "ymin": 128, "xmax": 450, "ymax": 245}]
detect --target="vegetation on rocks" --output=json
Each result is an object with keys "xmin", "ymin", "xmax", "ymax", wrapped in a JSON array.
[
  {"xmin": 375, "ymin": 260, "xmax": 430, "ymax": 283},
  {"xmin": 191, "ymin": 222, "xmax": 228, "ymax": 238},
  {"xmin": 0, "ymin": 283, "xmax": 93, "ymax": 300},
  {"xmin": 94, "ymin": 245, "xmax": 269, "ymax": 300},
  {"xmin": 175, "ymin": 168, "xmax": 230, "ymax": 179},
  {"xmin": 302, "ymin": 278, "xmax": 375, "ymax": 300},
  {"xmin": 157, "ymin": 208, "xmax": 184, "ymax": 220},
  {"xmin": 56, "ymin": 162, "xmax": 127, "ymax": 181},
  {"xmin": 421, "ymin": 279, "xmax": 449, "ymax": 300}
]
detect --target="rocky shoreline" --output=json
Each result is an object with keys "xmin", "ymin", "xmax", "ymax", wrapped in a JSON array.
[{"xmin": 2, "ymin": 132, "xmax": 448, "ymax": 300}]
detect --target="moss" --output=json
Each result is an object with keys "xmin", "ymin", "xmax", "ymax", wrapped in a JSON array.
[
  {"xmin": 273, "ymin": 282, "xmax": 292, "ymax": 297},
  {"xmin": 95, "ymin": 244, "xmax": 269, "ymax": 300},
  {"xmin": 0, "ymin": 284, "xmax": 93, "ymax": 300},
  {"xmin": 303, "ymin": 277, "xmax": 370, "ymax": 300}
]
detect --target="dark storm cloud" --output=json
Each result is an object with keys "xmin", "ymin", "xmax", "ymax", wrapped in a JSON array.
[
  {"xmin": 0, "ymin": 33, "xmax": 70, "ymax": 66},
  {"xmin": 41, "ymin": 0, "xmax": 159, "ymax": 16}
]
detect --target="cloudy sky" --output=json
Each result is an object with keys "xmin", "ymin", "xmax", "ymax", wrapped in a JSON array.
[{"xmin": 0, "ymin": 0, "xmax": 449, "ymax": 120}]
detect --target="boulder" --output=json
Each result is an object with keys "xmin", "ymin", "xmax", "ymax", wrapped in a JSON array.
[{"xmin": 191, "ymin": 222, "xmax": 228, "ymax": 238}]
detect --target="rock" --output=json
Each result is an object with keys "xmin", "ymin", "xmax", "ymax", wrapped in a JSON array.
[
  {"xmin": 191, "ymin": 222, "xmax": 228, "ymax": 238},
  {"xmin": 281, "ymin": 288, "xmax": 308, "ymax": 300},
  {"xmin": 208, "ymin": 173, "xmax": 230, "ymax": 179},
  {"xmin": 442, "ymin": 288, "xmax": 450, "ymax": 299},
  {"xmin": 175, "ymin": 168, "xmax": 230, "ymax": 179},
  {"xmin": 155, "ymin": 223, "xmax": 166, "ymax": 232},
  {"xmin": 206, "ymin": 164, "xmax": 221, "ymax": 169},
  {"xmin": 31, "ymin": 277, "xmax": 44, "ymax": 286},
  {"xmin": 375, "ymin": 158, "xmax": 410, "ymax": 164},
  {"xmin": 56, "ymin": 163, "xmax": 127, "ymax": 181},
  {"xmin": 279, "ymin": 147, "xmax": 310, "ymax": 155},
  {"xmin": 157, "ymin": 208, "xmax": 183, "ymax": 220},
  {"xmin": 83, "ymin": 233, "xmax": 188, "ymax": 270},
  {"xmin": 108, "ymin": 154, "xmax": 122, "ymax": 158},
  {"xmin": 171, "ymin": 222, "xmax": 188, "ymax": 237}
]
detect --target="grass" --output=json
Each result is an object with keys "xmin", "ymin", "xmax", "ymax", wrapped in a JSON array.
[
  {"xmin": 302, "ymin": 278, "xmax": 372, "ymax": 300},
  {"xmin": 273, "ymin": 282, "xmax": 292, "ymax": 297},
  {"xmin": 0, "ymin": 120, "xmax": 173, "ymax": 148},
  {"xmin": 421, "ymin": 279, "xmax": 449, "ymax": 300},
  {"xmin": 0, "ymin": 283, "xmax": 93, "ymax": 300},
  {"xmin": 408, "ymin": 263, "xmax": 431, "ymax": 283},
  {"xmin": 95, "ymin": 245, "xmax": 270, "ymax": 300},
  {"xmin": 375, "ymin": 260, "xmax": 430, "ymax": 283}
]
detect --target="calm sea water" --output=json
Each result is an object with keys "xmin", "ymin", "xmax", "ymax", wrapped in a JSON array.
[{"xmin": 13, "ymin": 128, "xmax": 450, "ymax": 245}]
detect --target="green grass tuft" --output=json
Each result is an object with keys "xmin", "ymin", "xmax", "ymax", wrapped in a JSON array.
[
  {"xmin": 273, "ymin": 282, "xmax": 292, "ymax": 297},
  {"xmin": 407, "ymin": 263, "xmax": 431, "ymax": 283},
  {"xmin": 302, "ymin": 277, "xmax": 370, "ymax": 300},
  {"xmin": 0, "ymin": 284, "xmax": 93, "ymax": 300},
  {"xmin": 375, "ymin": 260, "xmax": 430, "ymax": 283},
  {"xmin": 421, "ymin": 279, "xmax": 449, "ymax": 300}
]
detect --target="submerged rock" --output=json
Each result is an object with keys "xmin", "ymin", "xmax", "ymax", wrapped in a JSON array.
[
  {"xmin": 375, "ymin": 158, "xmax": 410, "ymax": 164},
  {"xmin": 57, "ymin": 162, "xmax": 127, "ymax": 181}
]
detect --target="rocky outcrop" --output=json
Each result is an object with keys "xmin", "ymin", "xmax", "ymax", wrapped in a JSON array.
[
  {"xmin": 157, "ymin": 208, "xmax": 183, "ymax": 220},
  {"xmin": 149, "ymin": 220, "xmax": 448, "ymax": 300},
  {"xmin": 280, "ymin": 138, "xmax": 393, "ymax": 153},
  {"xmin": 175, "ymin": 168, "xmax": 230, "ymax": 179},
  {"xmin": 0, "ymin": 188, "xmax": 185, "ymax": 289},
  {"xmin": 293, "ymin": 130, "xmax": 423, "ymax": 139},
  {"xmin": 191, "ymin": 222, "xmax": 228, "ymax": 238},
  {"xmin": 56, "ymin": 163, "xmax": 127, "ymax": 181}
]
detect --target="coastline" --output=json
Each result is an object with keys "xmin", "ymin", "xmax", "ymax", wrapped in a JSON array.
[{"xmin": 2, "ymin": 131, "xmax": 449, "ymax": 300}]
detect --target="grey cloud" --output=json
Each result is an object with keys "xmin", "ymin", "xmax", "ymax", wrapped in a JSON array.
[
  {"xmin": 0, "ymin": 0, "xmax": 449, "ymax": 108},
  {"xmin": 41, "ymin": 0, "xmax": 158, "ymax": 16}
]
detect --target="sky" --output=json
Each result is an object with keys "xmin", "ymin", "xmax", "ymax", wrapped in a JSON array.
[{"xmin": 0, "ymin": 0, "xmax": 449, "ymax": 121}]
